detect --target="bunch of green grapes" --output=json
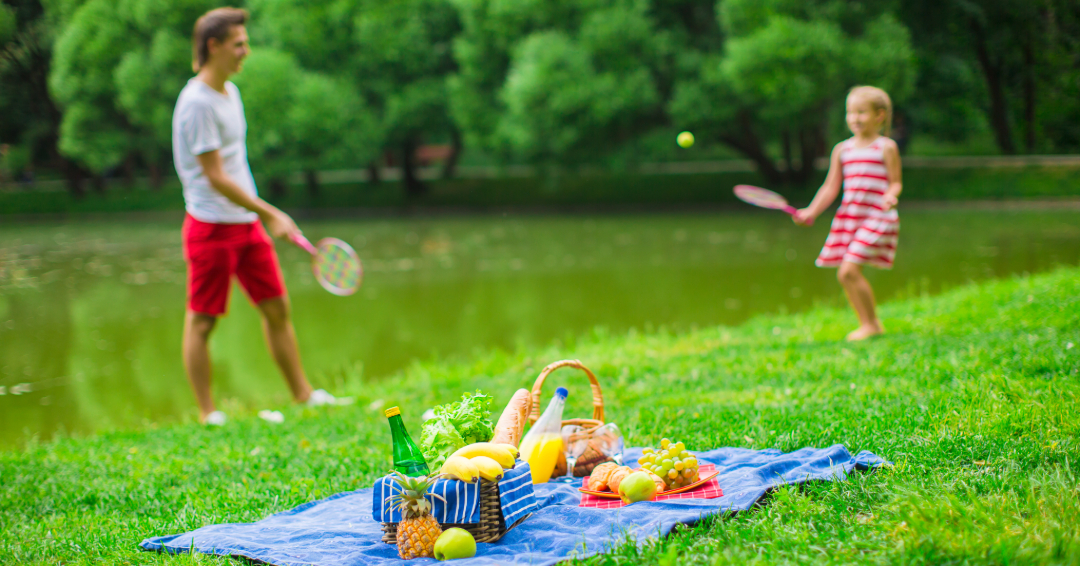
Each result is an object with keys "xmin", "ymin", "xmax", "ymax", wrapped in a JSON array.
[{"xmin": 639, "ymin": 438, "xmax": 699, "ymax": 490}]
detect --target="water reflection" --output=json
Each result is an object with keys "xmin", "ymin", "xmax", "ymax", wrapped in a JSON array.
[{"xmin": 1, "ymin": 209, "xmax": 1078, "ymax": 446}]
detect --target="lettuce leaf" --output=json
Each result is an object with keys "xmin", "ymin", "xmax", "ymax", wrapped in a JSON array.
[{"xmin": 420, "ymin": 390, "xmax": 494, "ymax": 470}]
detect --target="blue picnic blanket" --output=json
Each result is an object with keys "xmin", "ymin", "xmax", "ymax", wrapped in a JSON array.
[
  {"xmin": 141, "ymin": 444, "xmax": 888, "ymax": 566},
  {"xmin": 371, "ymin": 461, "xmax": 537, "ymax": 526}
]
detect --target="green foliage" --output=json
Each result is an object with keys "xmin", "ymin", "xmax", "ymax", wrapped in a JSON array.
[
  {"xmin": 494, "ymin": 1, "xmax": 667, "ymax": 162},
  {"xmin": 0, "ymin": 4, "xmax": 16, "ymax": 44},
  {"xmin": 1, "ymin": 261, "xmax": 1078, "ymax": 564},
  {"xmin": 11, "ymin": 0, "xmax": 1080, "ymax": 194},
  {"xmin": 114, "ymin": 30, "xmax": 190, "ymax": 152},
  {"xmin": 248, "ymin": 0, "xmax": 458, "ymax": 191},
  {"xmin": 670, "ymin": 0, "xmax": 916, "ymax": 180},
  {"xmin": 232, "ymin": 49, "xmax": 301, "ymax": 181},
  {"xmin": 49, "ymin": 0, "xmax": 219, "ymax": 172},
  {"xmin": 48, "ymin": 0, "xmax": 131, "ymax": 172},
  {"xmin": 232, "ymin": 49, "xmax": 380, "ymax": 180},
  {"xmin": 722, "ymin": 17, "xmax": 848, "ymax": 121}
]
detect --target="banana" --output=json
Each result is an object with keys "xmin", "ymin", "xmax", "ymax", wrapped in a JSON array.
[
  {"xmin": 450, "ymin": 443, "xmax": 515, "ymax": 469},
  {"xmin": 439, "ymin": 455, "xmax": 480, "ymax": 483},
  {"xmin": 470, "ymin": 456, "xmax": 505, "ymax": 482},
  {"xmin": 494, "ymin": 443, "xmax": 520, "ymax": 460}
]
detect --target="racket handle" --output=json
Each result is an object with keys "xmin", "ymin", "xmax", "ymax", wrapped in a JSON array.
[
  {"xmin": 785, "ymin": 206, "xmax": 813, "ymax": 226},
  {"xmin": 291, "ymin": 233, "xmax": 318, "ymax": 255}
]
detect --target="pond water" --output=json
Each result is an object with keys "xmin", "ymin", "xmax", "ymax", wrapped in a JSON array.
[{"xmin": 2, "ymin": 208, "xmax": 1079, "ymax": 447}]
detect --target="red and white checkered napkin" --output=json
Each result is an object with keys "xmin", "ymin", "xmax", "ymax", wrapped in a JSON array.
[{"xmin": 578, "ymin": 464, "xmax": 722, "ymax": 509}]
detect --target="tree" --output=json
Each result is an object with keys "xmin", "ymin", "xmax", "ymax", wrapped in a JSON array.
[
  {"xmin": 901, "ymin": 0, "xmax": 1080, "ymax": 154},
  {"xmin": 450, "ymin": 0, "xmax": 914, "ymax": 185},
  {"xmin": 449, "ymin": 0, "xmax": 663, "ymax": 164},
  {"xmin": 250, "ymin": 0, "xmax": 460, "ymax": 197},
  {"xmin": 232, "ymin": 48, "xmax": 380, "ymax": 198},
  {"xmin": 0, "ymin": 0, "xmax": 92, "ymax": 195},
  {"xmin": 670, "ymin": 0, "xmax": 915, "ymax": 184},
  {"xmin": 49, "ymin": 0, "xmax": 219, "ymax": 184},
  {"xmin": 494, "ymin": 1, "xmax": 668, "ymax": 164}
]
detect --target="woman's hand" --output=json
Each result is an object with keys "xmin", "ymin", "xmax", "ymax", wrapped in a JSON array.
[
  {"xmin": 792, "ymin": 208, "xmax": 815, "ymax": 226},
  {"xmin": 880, "ymin": 193, "xmax": 898, "ymax": 212}
]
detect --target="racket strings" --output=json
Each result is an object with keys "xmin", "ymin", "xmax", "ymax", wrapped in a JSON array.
[
  {"xmin": 734, "ymin": 186, "xmax": 789, "ymax": 210},
  {"xmin": 314, "ymin": 242, "xmax": 361, "ymax": 293}
]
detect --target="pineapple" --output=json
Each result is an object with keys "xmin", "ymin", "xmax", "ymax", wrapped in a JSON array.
[{"xmin": 384, "ymin": 471, "xmax": 446, "ymax": 560}]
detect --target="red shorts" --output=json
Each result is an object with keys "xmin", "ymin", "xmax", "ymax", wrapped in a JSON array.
[{"xmin": 182, "ymin": 214, "xmax": 286, "ymax": 315}]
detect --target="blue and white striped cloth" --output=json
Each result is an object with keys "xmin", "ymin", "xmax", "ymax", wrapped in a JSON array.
[{"xmin": 372, "ymin": 462, "xmax": 537, "ymax": 527}]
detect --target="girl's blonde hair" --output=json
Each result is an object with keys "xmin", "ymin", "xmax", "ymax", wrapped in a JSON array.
[{"xmin": 847, "ymin": 86, "xmax": 893, "ymax": 137}]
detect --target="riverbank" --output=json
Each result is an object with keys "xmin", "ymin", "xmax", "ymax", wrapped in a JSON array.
[
  {"xmin": 1, "ymin": 162, "xmax": 1078, "ymax": 217},
  {"xmin": 2, "ymin": 266, "xmax": 1078, "ymax": 564}
]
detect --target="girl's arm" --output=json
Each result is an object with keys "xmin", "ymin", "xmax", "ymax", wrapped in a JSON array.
[
  {"xmin": 793, "ymin": 143, "xmax": 843, "ymax": 225},
  {"xmin": 880, "ymin": 140, "xmax": 902, "ymax": 212}
]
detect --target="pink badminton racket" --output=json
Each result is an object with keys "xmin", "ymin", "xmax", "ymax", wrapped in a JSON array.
[
  {"xmin": 733, "ymin": 185, "xmax": 812, "ymax": 225},
  {"xmin": 291, "ymin": 233, "xmax": 363, "ymax": 296}
]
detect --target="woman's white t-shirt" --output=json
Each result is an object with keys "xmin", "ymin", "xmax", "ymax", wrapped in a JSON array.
[{"xmin": 172, "ymin": 79, "xmax": 259, "ymax": 224}]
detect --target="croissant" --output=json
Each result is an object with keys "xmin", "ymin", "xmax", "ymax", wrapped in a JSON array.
[
  {"xmin": 587, "ymin": 462, "xmax": 620, "ymax": 491},
  {"xmin": 642, "ymin": 469, "xmax": 667, "ymax": 493},
  {"xmin": 606, "ymin": 466, "xmax": 634, "ymax": 494}
]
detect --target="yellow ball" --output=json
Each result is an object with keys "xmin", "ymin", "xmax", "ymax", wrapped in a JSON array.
[{"xmin": 677, "ymin": 131, "xmax": 694, "ymax": 148}]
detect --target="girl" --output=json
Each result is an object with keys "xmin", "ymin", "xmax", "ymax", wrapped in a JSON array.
[{"xmin": 793, "ymin": 86, "xmax": 901, "ymax": 341}]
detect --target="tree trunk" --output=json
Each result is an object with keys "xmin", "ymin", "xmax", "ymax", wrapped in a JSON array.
[
  {"xmin": 719, "ymin": 112, "xmax": 784, "ymax": 186},
  {"xmin": 970, "ymin": 19, "xmax": 1016, "ymax": 154},
  {"xmin": 367, "ymin": 160, "xmax": 381, "ymax": 184},
  {"xmin": 91, "ymin": 174, "xmax": 106, "ymax": 195},
  {"xmin": 269, "ymin": 178, "xmax": 287, "ymax": 200},
  {"xmin": 1022, "ymin": 36, "xmax": 1036, "ymax": 153},
  {"xmin": 781, "ymin": 129, "xmax": 793, "ymax": 182},
  {"xmin": 305, "ymin": 170, "xmax": 320, "ymax": 198},
  {"xmin": 402, "ymin": 137, "xmax": 427, "ymax": 198},
  {"xmin": 793, "ymin": 126, "xmax": 821, "ymax": 186},
  {"xmin": 61, "ymin": 158, "xmax": 86, "ymax": 198},
  {"xmin": 442, "ymin": 127, "xmax": 463, "ymax": 180},
  {"xmin": 148, "ymin": 160, "xmax": 163, "ymax": 191},
  {"xmin": 123, "ymin": 153, "xmax": 137, "ymax": 189}
]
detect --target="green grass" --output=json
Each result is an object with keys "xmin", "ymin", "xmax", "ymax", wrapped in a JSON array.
[
  {"xmin": 2, "ymin": 164, "xmax": 1078, "ymax": 217},
  {"xmin": 2, "ymin": 266, "xmax": 1079, "ymax": 565}
]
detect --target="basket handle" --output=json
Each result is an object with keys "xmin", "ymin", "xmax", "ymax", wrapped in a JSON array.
[{"xmin": 528, "ymin": 359, "xmax": 605, "ymax": 425}]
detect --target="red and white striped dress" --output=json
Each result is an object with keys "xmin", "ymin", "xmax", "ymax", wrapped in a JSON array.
[{"xmin": 816, "ymin": 136, "xmax": 899, "ymax": 269}]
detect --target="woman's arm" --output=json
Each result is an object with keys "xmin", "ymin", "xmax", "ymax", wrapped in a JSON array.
[
  {"xmin": 793, "ymin": 143, "xmax": 843, "ymax": 225},
  {"xmin": 880, "ymin": 140, "xmax": 902, "ymax": 212},
  {"xmin": 196, "ymin": 149, "xmax": 300, "ymax": 239}
]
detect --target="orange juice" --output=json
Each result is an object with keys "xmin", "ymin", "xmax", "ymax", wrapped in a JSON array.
[{"xmin": 520, "ymin": 433, "xmax": 563, "ymax": 484}]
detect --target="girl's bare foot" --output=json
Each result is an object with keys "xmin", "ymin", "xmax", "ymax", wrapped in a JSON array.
[{"xmin": 846, "ymin": 323, "xmax": 884, "ymax": 341}]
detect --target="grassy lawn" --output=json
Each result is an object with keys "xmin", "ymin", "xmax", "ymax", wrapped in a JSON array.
[
  {"xmin": 2, "ymin": 165, "xmax": 1079, "ymax": 217},
  {"xmin": 2, "ymin": 266, "xmax": 1078, "ymax": 564}
]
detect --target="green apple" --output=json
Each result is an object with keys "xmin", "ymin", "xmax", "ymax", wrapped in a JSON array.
[
  {"xmin": 619, "ymin": 471, "xmax": 658, "ymax": 504},
  {"xmin": 434, "ymin": 527, "xmax": 476, "ymax": 561}
]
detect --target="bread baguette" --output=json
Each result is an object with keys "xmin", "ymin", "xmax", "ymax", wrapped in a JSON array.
[{"xmin": 490, "ymin": 389, "xmax": 531, "ymax": 446}]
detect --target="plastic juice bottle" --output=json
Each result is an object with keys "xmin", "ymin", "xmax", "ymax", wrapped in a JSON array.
[
  {"xmin": 519, "ymin": 387, "xmax": 568, "ymax": 484},
  {"xmin": 385, "ymin": 406, "xmax": 430, "ymax": 477}
]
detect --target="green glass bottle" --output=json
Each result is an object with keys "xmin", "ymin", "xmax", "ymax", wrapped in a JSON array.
[{"xmin": 385, "ymin": 406, "xmax": 430, "ymax": 477}]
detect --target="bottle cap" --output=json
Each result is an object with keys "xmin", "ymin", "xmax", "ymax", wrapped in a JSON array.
[
  {"xmin": 384, "ymin": 406, "xmax": 401, "ymax": 418},
  {"xmin": 555, "ymin": 387, "xmax": 568, "ymax": 398}
]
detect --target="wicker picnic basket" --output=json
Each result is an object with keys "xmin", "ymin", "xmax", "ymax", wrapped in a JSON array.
[
  {"xmin": 528, "ymin": 359, "xmax": 618, "ymax": 478},
  {"xmin": 380, "ymin": 477, "xmax": 528, "ymax": 544}
]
